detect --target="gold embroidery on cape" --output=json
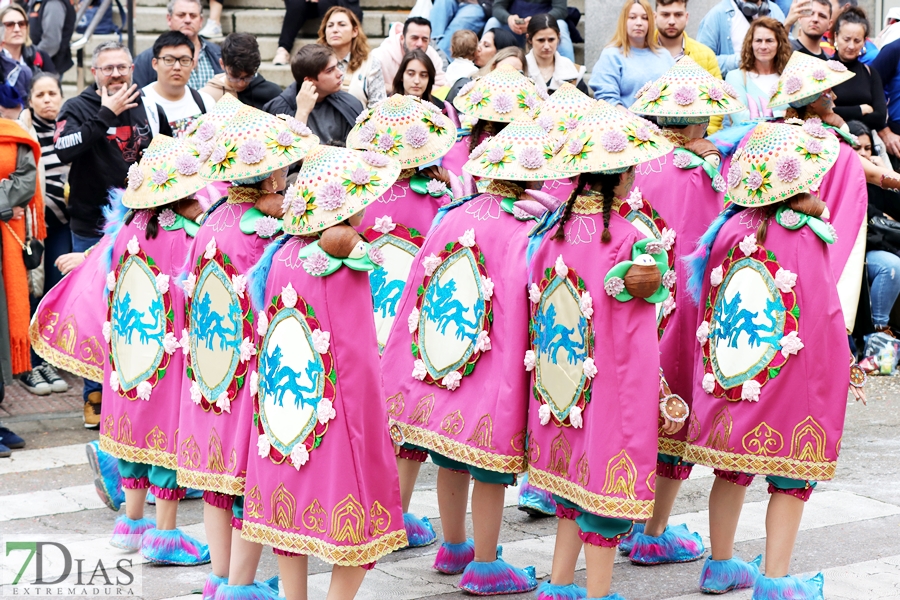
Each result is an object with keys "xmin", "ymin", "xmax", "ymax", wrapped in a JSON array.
[
  {"xmin": 526, "ymin": 431, "xmax": 540, "ymax": 464},
  {"xmin": 145, "ymin": 426, "xmax": 169, "ymax": 452},
  {"xmin": 646, "ymin": 470, "xmax": 657, "ymax": 494},
  {"xmin": 79, "ymin": 337, "xmax": 105, "ymax": 366},
  {"xmin": 180, "ymin": 435, "xmax": 202, "ymax": 469},
  {"xmin": 176, "ymin": 469, "xmax": 244, "ymax": 496},
  {"xmin": 29, "ymin": 316, "xmax": 104, "ymax": 381},
  {"xmin": 117, "ymin": 413, "xmax": 137, "ymax": 446},
  {"xmin": 658, "ymin": 437, "xmax": 686, "ymax": 458},
  {"xmin": 103, "ymin": 414, "xmax": 115, "ymax": 436},
  {"xmin": 227, "ymin": 186, "xmax": 264, "ymax": 204},
  {"xmin": 301, "ymin": 499, "xmax": 327, "ymax": 533},
  {"xmin": 528, "ymin": 467, "xmax": 654, "ymax": 520},
  {"xmin": 510, "ymin": 429, "xmax": 526, "ymax": 453},
  {"xmin": 369, "ymin": 501, "xmax": 391, "ymax": 537},
  {"xmin": 440, "ymin": 410, "xmax": 465, "ymax": 435},
  {"xmin": 686, "ymin": 411, "xmax": 701, "ymax": 443},
  {"xmin": 661, "ymin": 129, "xmax": 690, "ymax": 147},
  {"xmin": 602, "ymin": 450, "xmax": 638, "ymax": 500},
  {"xmin": 99, "ymin": 435, "xmax": 177, "ymax": 469},
  {"xmin": 576, "ymin": 453, "xmax": 590, "ymax": 487},
  {"xmin": 330, "ymin": 494, "xmax": 366, "ymax": 544},
  {"xmin": 742, "ymin": 422, "xmax": 784, "ymax": 456},
  {"xmin": 791, "ymin": 417, "xmax": 827, "ymax": 463},
  {"xmin": 683, "ymin": 444, "xmax": 836, "ymax": 481},
  {"xmin": 268, "ymin": 483, "xmax": 297, "ymax": 530},
  {"xmin": 385, "ymin": 393, "xmax": 405, "ymax": 417},
  {"xmin": 484, "ymin": 180, "xmax": 523, "ymax": 199},
  {"xmin": 207, "ymin": 427, "xmax": 238, "ymax": 473},
  {"xmin": 399, "ymin": 168, "xmax": 416, "ymax": 180},
  {"xmin": 55, "ymin": 315, "xmax": 78, "ymax": 354},
  {"xmin": 37, "ymin": 308, "xmax": 58, "ymax": 340},
  {"xmin": 572, "ymin": 194, "xmax": 603, "ymax": 215},
  {"xmin": 549, "ymin": 430, "xmax": 572, "ymax": 477},
  {"xmin": 409, "ymin": 394, "xmax": 434, "ymax": 425},
  {"xmin": 706, "ymin": 406, "xmax": 733, "ymax": 451},
  {"xmin": 836, "ymin": 435, "xmax": 843, "ymax": 456},
  {"xmin": 467, "ymin": 414, "xmax": 496, "ymax": 449},
  {"xmin": 245, "ymin": 485, "xmax": 264, "ymax": 519},
  {"xmin": 394, "ymin": 422, "xmax": 526, "ymax": 472}
]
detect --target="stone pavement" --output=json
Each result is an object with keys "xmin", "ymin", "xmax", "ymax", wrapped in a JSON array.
[{"xmin": 1, "ymin": 374, "xmax": 899, "ymax": 599}]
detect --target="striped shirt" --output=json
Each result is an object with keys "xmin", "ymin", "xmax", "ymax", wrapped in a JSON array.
[{"xmin": 32, "ymin": 111, "xmax": 69, "ymax": 226}]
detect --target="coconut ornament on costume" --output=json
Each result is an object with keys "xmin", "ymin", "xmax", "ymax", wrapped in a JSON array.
[
  {"xmin": 683, "ymin": 122, "xmax": 864, "ymax": 598},
  {"xmin": 239, "ymin": 145, "xmax": 406, "ymax": 598},
  {"xmin": 99, "ymin": 135, "xmax": 211, "ymax": 566},
  {"xmin": 379, "ymin": 121, "xmax": 567, "ymax": 596},
  {"xmin": 523, "ymin": 99, "xmax": 679, "ymax": 600}
]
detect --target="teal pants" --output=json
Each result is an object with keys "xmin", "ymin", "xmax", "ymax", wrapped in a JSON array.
[{"xmin": 429, "ymin": 451, "xmax": 517, "ymax": 485}]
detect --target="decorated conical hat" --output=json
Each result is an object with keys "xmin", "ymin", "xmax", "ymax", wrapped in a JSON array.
[
  {"xmin": 452, "ymin": 63, "xmax": 542, "ymax": 123},
  {"xmin": 629, "ymin": 56, "xmax": 746, "ymax": 118},
  {"xmin": 184, "ymin": 94, "xmax": 242, "ymax": 155},
  {"xmin": 768, "ymin": 52, "xmax": 854, "ymax": 108},
  {"xmin": 463, "ymin": 121, "xmax": 561, "ymax": 181},
  {"xmin": 724, "ymin": 120, "xmax": 840, "ymax": 207},
  {"xmin": 282, "ymin": 145, "xmax": 401, "ymax": 236},
  {"xmin": 123, "ymin": 135, "xmax": 207, "ymax": 209},
  {"xmin": 531, "ymin": 82, "xmax": 596, "ymax": 140},
  {"xmin": 547, "ymin": 100, "xmax": 674, "ymax": 175},
  {"xmin": 347, "ymin": 94, "xmax": 458, "ymax": 168},
  {"xmin": 200, "ymin": 105, "xmax": 319, "ymax": 182}
]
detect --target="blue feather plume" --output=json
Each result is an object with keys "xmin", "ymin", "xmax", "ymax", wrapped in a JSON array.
[
  {"xmin": 684, "ymin": 204, "xmax": 740, "ymax": 305},
  {"xmin": 100, "ymin": 188, "xmax": 129, "ymax": 275},
  {"xmin": 707, "ymin": 123, "xmax": 756, "ymax": 157},
  {"xmin": 248, "ymin": 234, "xmax": 289, "ymax": 312}
]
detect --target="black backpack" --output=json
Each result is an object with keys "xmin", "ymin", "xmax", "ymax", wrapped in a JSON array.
[{"xmin": 76, "ymin": 0, "xmax": 126, "ymax": 36}]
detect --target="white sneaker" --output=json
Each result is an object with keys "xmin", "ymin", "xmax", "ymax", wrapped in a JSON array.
[
  {"xmin": 199, "ymin": 20, "xmax": 223, "ymax": 39},
  {"xmin": 273, "ymin": 47, "xmax": 291, "ymax": 66},
  {"xmin": 19, "ymin": 369, "xmax": 52, "ymax": 396},
  {"xmin": 36, "ymin": 363, "xmax": 69, "ymax": 393}
]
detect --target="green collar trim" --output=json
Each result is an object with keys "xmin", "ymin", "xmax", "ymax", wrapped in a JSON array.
[
  {"xmin": 296, "ymin": 239, "xmax": 380, "ymax": 277},
  {"xmin": 775, "ymin": 206, "xmax": 835, "ymax": 244}
]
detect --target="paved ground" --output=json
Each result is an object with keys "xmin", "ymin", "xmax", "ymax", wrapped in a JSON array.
[{"xmin": 0, "ymin": 374, "xmax": 899, "ymax": 599}]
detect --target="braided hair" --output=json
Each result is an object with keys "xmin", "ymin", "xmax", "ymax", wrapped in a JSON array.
[
  {"xmin": 469, "ymin": 120, "xmax": 508, "ymax": 153},
  {"xmin": 553, "ymin": 172, "xmax": 620, "ymax": 242},
  {"xmin": 124, "ymin": 206, "xmax": 162, "ymax": 240}
]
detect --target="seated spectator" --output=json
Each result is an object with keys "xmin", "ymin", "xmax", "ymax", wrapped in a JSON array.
[
  {"xmin": 198, "ymin": 0, "xmax": 224, "ymax": 38},
  {"xmin": 272, "ymin": 0, "xmax": 362, "ymax": 66},
  {"xmin": 873, "ymin": 38, "xmax": 900, "ymax": 171},
  {"xmin": 484, "ymin": 0, "xmax": 574, "ymax": 61},
  {"xmin": 474, "ymin": 26, "xmax": 519, "ymax": 68},
  {"xmin": 849, "ymin": 119, "xmax": 900, "ymax": 336},
  {"xmin": 445, "ymin": 44, "xmax": 526, "ymax": 105},
  {"xmin": 374, "ymin": 17, "xmax": 447, "ymax": 94},
  {"xmin": 723, "ymin": 17, "xmax": 789, "ymax": 126},
  {"xmin": 878, "ymin": 7, "xmax": 900, "ymax": 47},
  {"xmin": 317, "ymin": 6, "xmax": 386, "ymax": 109},
  {"xmin": 445, "ymin": 29, "xmax": 479, "ymax": 86},
  {"xmin": 525, "ymin": 13, "xmax": 587, "ymax": 95},
  {"xmin": 201, "ymin": 32, "xmax": 282, "ymax": 109},
  {"xmin": 133, "ymin": 0, "xmax": 223, "ymax": 89},
  {"xmin": 141, "ymin": 31, "xmax": 215, "ymax": 137},
  {"xmin": 264, "ymin": 44, "xmax": 363, "ymax": 144},
  {"xmin": 589, "ymin": 0, "xmax": 674, "ymax": 108},
  {"xmin": 831, "ymin": 6, "xmax": 886, "ymax": 133},
  {"xmin": 430, "ymin": 0, "xmax": 488, "ymax": 56},
  {"xmin": 0, "ymin": 5, "xmax": 56, "ymax": 101},
  {"xmin": 696, "ymin": 0, "xmax": 785, "ymax": 76},
  {"xmin": 789, "ymin": 0, "xmax": 833, "ymax": 59},
  {"xmin": 393, "ymin": 49, "xmax": 443, "ymax": 108},
  {"xmin": 26, "ymin": 0, "xmax": 76, "ymax": 74}
]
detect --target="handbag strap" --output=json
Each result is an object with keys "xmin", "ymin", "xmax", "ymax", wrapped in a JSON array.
[{"xmin": 2, "ymin": 221, "xmax": 29, "ymax": 253}]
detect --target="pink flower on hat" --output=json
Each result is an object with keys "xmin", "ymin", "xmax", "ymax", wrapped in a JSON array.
[
  {"xmin": 775, "ymin": 155, "xmax": 801, "ymax": 182},
  {"xmin": 210, "ymin": 145, "xmax": 227, "ymax": 164},
  {"xmin": 721, "ymin": 82, "xmax": 739, "ymax": 99},
  {"xmin": 643, "ymin": 85, "xmax": 661, "ymax": 102},
  {"xmin": 785, "ymin": 75, "xmax": 803, "ymax": 95},
  {"xmin": 196, "ymin": 121, "xmax": 216, "ymax": 141},
  {"xmin": 536, "ymin": 115, "xmax": 553, "ymax": 132},
  {"xmin": 568, "ymin": 137, "xmax": 585, "ymax": 155},
  {"xmin": 377, "ymin": 133, "xmax": 396, "ymax": 152},
  {"xmin": 175, "ymin": 153, "xmax": 200, "ymax": 176},
  {"xmin": 493, "ymin": 93, "xmax": 514, "ymax": 114},
  {"xmin": 673, "ymin": 86, "xmax": 696, "ymax": 105},
  {"xmin": 727, "ymin": 160, "xmax": 742, "ymax": 188},
  {"xmin": 405, "ymin": 124, "xmax": 429, "ymax": 149},
  {"xmin": 238, "ymin": 139, "xmax": 267, "ymax": 164},
  {"xmin": 459, "ymin": 80, "xmax": 476, "ymax": 96},
  {"xmin": 708, "ymin": 86, "xmax": 724, "ymax": 101},
  {"xmin": 151, "ymin": 168, "xmax": 171, "ymax": 185},
  {"xmin": 469, "ymin": 90, "xmax": 484, "ymax": 105},
  {"xmin": 600, "ymin": 130, "xmax": 627, "ymax": 153},
  {"xmin": 635, "ymin": 126, "xmax": 651, "ymax": 141},
  {"xmin": 275, "ymin": 130, "xmax": 294, "ymax": 147},
  {"xmin": 318, "ymin": 181, "xmax": 346, "ymax": 210},
  {"xmin": 537, "ymin": 87, "xmax": 549, "ymax": 101},
  {"xmin": 350, "ymin": 167, "xmax": 371, "ymax": 186},
  {"xmin": 362, "ymin": 150, "xmax": 390, "ymax": 167},
  {"xmin": 518, "ymin": 146, "xmax": 545, "ymax": 169},
  {"xmin": 826, "ymin": 59, "xmax": 847, "ymax": 72},
  {"xmin": 812, "ymin": 68, "xmax": 827, "ymax": 81},
  {"xmin": 287, "ymin": 117, "xmax": 312, "ymax": 136},
  {"xmin": 806, "ymin": 139, "xmax": 824, "ymax": 154},
  {"xmin": 746, "ymin": 170, "xmax": 763, "ymax": 190},
  {"xmin": 196, "ymin": 142, "xmax": 214, "ymax": 162},
  {"xmin": 524, "ymin": 94, "xmax": 539, "ymax": 110},
  {"xmin": 565, "ymin": 117, "xmax": 580, "ymax": 131},
  {"xmin": 469, "ymin": 138, "xmax": 489, "ymax": 159},
  {"xmin": 486, "ymin": 146, "xmax": 505, "ymax": 164},
  {"xmin": 127, "ymin": 163, "xmax": 143, "ymax": 190},
  {"xmin": 803, "ymin": 118, "xmax": 828, "ymax": 138},
  {"xmin": 358, "ymin": 123, "xmax": 376, "ymax": 144}
]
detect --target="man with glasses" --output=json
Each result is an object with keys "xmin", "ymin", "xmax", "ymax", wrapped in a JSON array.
[
  {"xmin": 54, "ymin": 40, "xmax": 172, "ymax": 428},
  {"xmin": 133, "ymin": 0, "xmax": 222, "ymax": 89},
  {"xmin": 200, "ymin": 32, "xmax": 281, "ymax": 110},
  {"xmin": 142, "ymin": 31, "xmax": 215, "ymax": 137}
]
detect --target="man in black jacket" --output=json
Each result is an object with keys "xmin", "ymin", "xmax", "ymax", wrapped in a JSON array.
[
  {"xmin": 263, "ymin": 44, "xmax": 363, "ymax": 144},
  {"xmin": 200, "ymin": 32, "xmax": 282, "ymax": 110}
]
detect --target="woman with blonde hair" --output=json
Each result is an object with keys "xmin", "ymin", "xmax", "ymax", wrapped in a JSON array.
[
  {"xmin": 0, "ymin": 5, "xmax": 56, "ymax": 101},
  {"xmin": 723, "ymin": 17, "xmax": 791, "ymax": 126},
  {"xmin": 316, "ymin": 6, "xmax": 386, "ymax": 108},
  {"xmin": 588, "ymin": 0, "xmax": 673, "ymax": 107}
]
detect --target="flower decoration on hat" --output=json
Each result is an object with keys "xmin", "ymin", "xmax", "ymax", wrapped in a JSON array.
[
  {"xmin": 631, "ymin": 56, "xmax": 744, "ymax": 119},
  {"xmin": 123, "ymin": 134, "xmax": 207, "ymax": 209},
  {"xmin": 463, "ymin": 121, "xmax": 561, "ymax": 181},
  {"xmin": 531, "ymin": 82, "xmax": 596, "ymax": 140},
  {"xmin": 452, "ymin": 63, "xmax": 541, "ymax": 123},
  {"xmin": 768, "ymin": 52, "xmax": 855, "ymax": 108}
]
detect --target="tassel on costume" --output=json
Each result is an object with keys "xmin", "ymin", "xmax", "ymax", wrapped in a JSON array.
[
  {"xmin": 141, "ymin": 528, "xmax": 211, "ymax": 566},
  {"xmin": 536, "ymin": 580, "xmax": 587, "ymax": 599},
  {"xmin": 458, "ymin": 548, "xmax": 538, "ymax": 595},
  {"xmin": 433, "ymin": 538, "xmax": 475, "ymax": 574},
  {"xmin": 110, "ymin": 515, "xmax": 156, "ymax": 551},
  {"xmin": 618, "ymin": 522, "xmax": 644, "ymax": 555},
  {"xmin": 85, "ymin": 440, "xmax": 124, "ymax": 511},
  {"xmin": 628, "ymin": 523, "xmax": 705, "ymax": 565},
  {"xmin": 203, "ymin": 574, "xmax": 229, "ymax": 600},
  {"xmin": 212, "ymin": 581, "xmax": 280, "ymax": 600},
  {"xmin": 403, "ymin": 512, "xmax": 437, "ymax": 548},
  {"xmin": 699, "ymin": 554, "xmax": 761, "ymax": 594},
  {"xmin": 751, "ymin": 573, "xmax": 824, "ymax": 600},
  {"xmin": 100, "ymin": 188, "xmax": 130, "ymax": 275},
  {"xmin": 517, "ymin": 473, "xmax": 557, "ymax": 517},
  {"xmin": 248, "ymin": 234, "xmax": 289, "ymax": 311}
]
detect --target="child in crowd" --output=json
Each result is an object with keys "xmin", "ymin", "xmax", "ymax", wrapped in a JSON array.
[{"xmin": 445, "ymin": 30, "xmax": 479, "ymax": 87}]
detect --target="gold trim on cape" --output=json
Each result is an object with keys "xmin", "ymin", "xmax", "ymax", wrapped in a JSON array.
[
  {"xmin": 100, "ymin": 435, "xmax": 178, "ymax": 470},
  {"xmin": 176, "ymin": 468, "xmax": 245, "ymax": 496},
  {"xmin": 29, "ymin": 319, "xmax": 104, "ymax": 382},
  {"xmin": 227, "ymin": 186, "xmax": 264, "ymax": 204},
  {"xmin": 240, "ymin": 522, "xmax": 407, "ymax": 566},
  {"xmin": 683, "ymin": 443, "xmax": 837, "ymax": 481},
  {"xmin": 658, "ymin": 437, "xmax": 687, "ymax": 459},
  {"xmin": 528, "ymin": 466, "xmax": 654, "ymax": 520},
  {"xmin": 394, "ymin": 421, "xmax": 526, "ymax": 473}
]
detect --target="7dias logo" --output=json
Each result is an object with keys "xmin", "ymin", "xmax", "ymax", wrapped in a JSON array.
[{"xmin": 2, "ymin": 536, "xmax": 142, "ymax": 597}]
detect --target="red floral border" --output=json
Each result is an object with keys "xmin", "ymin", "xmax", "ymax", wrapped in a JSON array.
[{"xmin": 363, "ymin": 222, "xmax": 427, "ymax": 248}]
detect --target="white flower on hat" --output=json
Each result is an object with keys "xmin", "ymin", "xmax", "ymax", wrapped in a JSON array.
[
  {"xmin": 626, "ymin": 187, "xmax": 643, "ymax": 211},
  {"xmin": 136, "ymin": 381, "xmax": 152, "ymax": 401},
  {"xmin": 190, "ymin": 380, "xmax": 202, "ymax": 404},
  {"xmin": 580, "ymin": 291, "xmax": 593, "ymax": 319},
  {"xmin": 475, "ymin": 330, "xmax": 491, "ymax": 352},
  {"xmin": 155, "ymin": 273, "xmax": 170, "ymax": 294},
  {"xmin": 204, "ymin": 238, "xmax": 218, "ymax": 259},
  {"xmin": 109, "ymin": 370, "xmax": 119, "ymax": 392},
  {"xmin": 249, "ymin": 370, "xmax": 259, "ymax": 397},
  {"xmin": 660, "ymin": 227, "xmax": 676, "ymax": 251},
  {"xmin": 216, "ymin": 391, "xmax": 231, "ymax": 413},
  {"xmin": 180, "ymin": 328, "xmax": 191, "ymax": 354},
  {"xmin": 317, "ymin": 398, "xmax": 336, "ymax": 425},
  {"xmin": 106, "ymin": 271, "xmax": 116, "ymax": 291},
  {"xmin": 702, "ymin": 372, "xmax": 715, "ymax": 394},
  {"xmin": 583, "ymin": 357, "xmax": 598, "ymax": 378},
  {"xmin": 442, "ymin": 371, "xmax": 462, "ymax": 390},
  {"xmin": 710, "ymin": 265, "xmax": 724, "ymax": 287},
  {"xmin": 480, "ymin": 276, "xmax": 494, "ymax": 300},
  {"xmin": 281, "ymin": 283, "xmax": 298, "ymax": 308},
  {"xmin": 102, "ymin": 321, "xmax": 111, "ymax": 343},
  {"xmin": 662, "ymin": 295, "xmax": 676, "ymax": 317},
  {"xmin": 239, "ymin": 337, "xmax": 256, "ymax": 363},
  {"xmin": 162, "ymin": 332, "xmax": 180, "ymax": 355},
  {"xmin": 231, "ymin": 274, "xmax": 247, "ymax": 299},
  {"xmin": 312, "ymin": 329, "xmax": 331, "ymax": 354},
  {"xmin": 256, "ymin": 309, "xmax": 269, "ymax": 336},
  {"xmin": 412, "ymin": 359, "xmax": 427, "ymax": 380}
]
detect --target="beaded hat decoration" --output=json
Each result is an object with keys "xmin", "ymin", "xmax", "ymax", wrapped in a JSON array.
[
  {"xmin": 452, "ymin": 63, "xmax": 543, "ymax": 123},
  {"xmin": 348, "ymin": 94, "xmax": 458, "ymax": 168},
  {"xmin": 768, "ymin": 52, "xmax": 854, "ymax": 108},
  {"xmin": 531, "ymin": 82, "xmax": 596, "ymax": 140},
  {"xmin": 282, "ymin": 145, "xmax": 402, "ymax": 235},
  {"xmin": 184, "ymin": 93, "xmax": 242, "ymax": 159},
  {"xmin": 547, "ymin": 99, "xmax": 674, "ymax": 175},
  {"xmin": 630, "ymin": 56, "xmax": 746, "ymax": 119},
  {"xmin": 724, "ymin": 120, "xmax": 840, "ymax": 207},
  {"xmin": 200, "ymin": 105, "xmax": 319, "ymax": 182},
  {"xmin": 463, "ymin": 121, "xmax": 564, "ymax": 181},
  {"xmin": 124, "ymin": 134, "xmax": 208, "ymax": 209}
]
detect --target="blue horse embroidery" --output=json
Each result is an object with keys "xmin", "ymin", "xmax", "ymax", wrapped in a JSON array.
[
  {"xmin": 192, "ymin": 292, "xmax": 241, "ymax": 351},
  {"xmin": 534, "ymin": 304, "xmax": 586, "ymax": 365},
  {"xmin": 370, "ymin": 268, "xmax": 405, "ymax": 318},
  {"xmin": 263, "ymin": 346, "xmax": 324, "ymax": 411},
  {"xmin": 712, "ymin": 291, "xmax": 785, "ymax": 349},
  {"xmin": 113, "ymin": 292, "xmax": 164, "ymax": 345},
  {"xmin": 422, "ymin": 277, "xmax": 483, "ymax": 342}
]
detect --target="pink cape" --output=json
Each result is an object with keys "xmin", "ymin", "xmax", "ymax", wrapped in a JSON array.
[
  {"xmin": 176, "ymin": 198, "xmax": 274, "ymax": 496},
  {"xmin": 683, "ymin": 209, "xmax": 848, "ymax": 481},
  {"xmin": 30, "ymin": 236, "xmax": 111, "ymax": 382},
  {"xmin": 380, "ymin": 192, "xmax": 534, "ymax": 474},
  {"xmin": 525, "ymin": 207, "xmax": 660, "ymax": 520},
  {"xmin": 100, "ymin": 213, "xmax": 193, "ymax": 470},
  {"xmin": 240, "ymin": 239, "xmax": 406, "ymax": 565}
]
